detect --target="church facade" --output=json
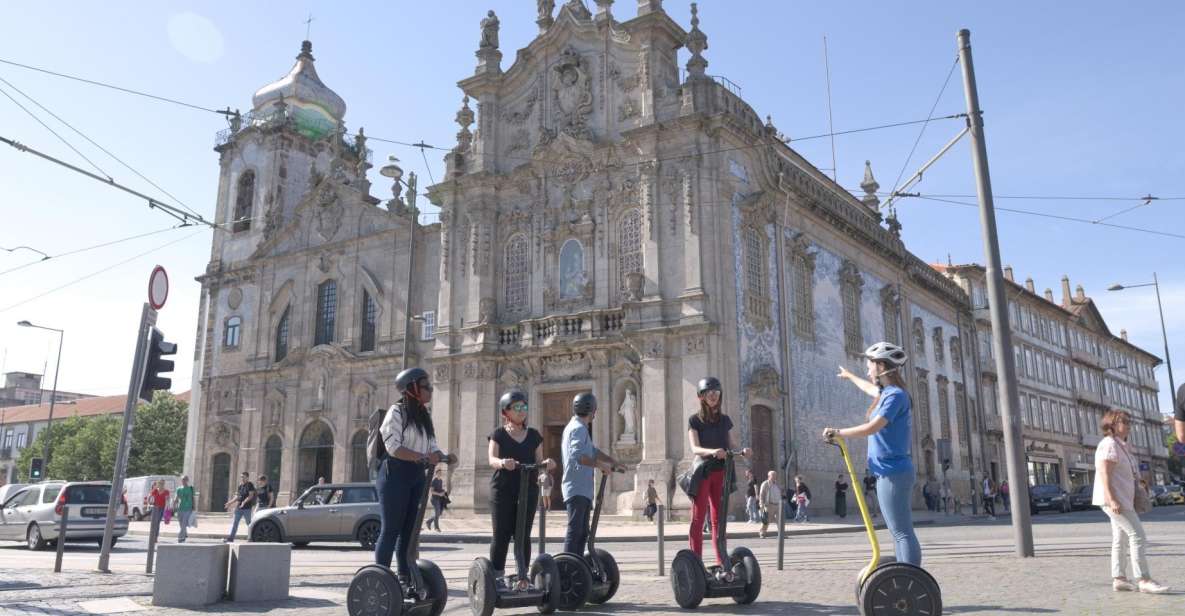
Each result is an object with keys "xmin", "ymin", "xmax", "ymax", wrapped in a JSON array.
[{"xmin": 186, "ymin": 1, "xmax": 996, "ymax": 515}]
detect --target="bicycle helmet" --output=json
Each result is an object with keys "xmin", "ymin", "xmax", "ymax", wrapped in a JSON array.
[
  {"xmin": 862, "ymin": 342, "xmax": 908, "ymax": 366},
  {"xmin": 696, "ymin": 377, "xmax": 722, "ymax": 396},
  {"xmin": 499, "ymin": 389, "xmax": 528, "ymax": 412},
  {"xmin": 395, "ymin": 367, "xmax": 431, "ymax": 393},
  {"xmin": 572, "ymin": 392, "xmax": 597, "ymax": 416}
]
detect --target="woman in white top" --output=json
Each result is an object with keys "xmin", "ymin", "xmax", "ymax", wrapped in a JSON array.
[{"xmin": 1092, "ymin": 409, "xmax": 1168, "ymax": 594}]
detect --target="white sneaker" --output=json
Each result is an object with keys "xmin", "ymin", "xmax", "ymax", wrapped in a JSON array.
[
  {"xmin": 1138, "ymin": 579, "xmax": 1169, "ymax": 594},
  {"xmin": 1113, "ymin": 578, "xmax": 1136, "ymax": 592}
]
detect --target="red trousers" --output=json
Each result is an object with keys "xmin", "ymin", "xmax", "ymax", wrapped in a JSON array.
[{"xmin": 688, "ymin": 468, "xmax": 725, "ymax": 566}]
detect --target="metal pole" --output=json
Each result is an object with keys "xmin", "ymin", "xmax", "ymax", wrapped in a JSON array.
[
  {"xmin": 146, "ymin": 505, "xmax": 161, "ymax": 574},
  {"xmin": 401, "ymin": 173, "xmax": 418, "ymax": 370},
  {"xmin": 40, "ymin": 329, "xmax": 63, "ymax": 473},
  {"xmin": 54, "ymin": 506, "xmax": 69, "ymax": 572},
  {"xmin": 538, "ymin": 502, "xmax": 546, "ymax": 555},
  {"xmin": 776, "ymin": 494, "xmax": 785, "ymax": 570},
  {"xmin": 657, "ymin": 504, "xmax": 665, "ymax": 576},
  {"xmin": 957, "ymin": 28, "xmax": 1034, "ymax": 557},
  {"xmin": 98, "ymin": 303, "xmax": 155, "ymax": 572},
  {"xmin": 1153, "ymin": 273, "xmax": 1177, "ymax": 412}
]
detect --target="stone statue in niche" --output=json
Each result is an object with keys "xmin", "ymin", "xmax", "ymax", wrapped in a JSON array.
[
  {"xmin": 559, "ymin": 240, "xmax": 586, "ymax": 300},
  {"xmin": 356, "ymin": 390, "xmax": 371, "ymax": 419},
  {"xmin": 479, "ymin": 10, "xmax": 500, "ymax": 50},
  {"xmin": 315, "ymin": 374, "xmax": 327, "ymax": 409},
  {"xmin": 617, "ymin": 388, "xmax": 637, "ymax": 445}
]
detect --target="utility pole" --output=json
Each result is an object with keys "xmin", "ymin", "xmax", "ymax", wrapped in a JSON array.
[
  {"xmin": 957, "ymin": 28, "xmax": 1034, "ymax": 557},
  {"xmin": 402, "ymin": 172, "xmax": 418, "ymax": 369}
]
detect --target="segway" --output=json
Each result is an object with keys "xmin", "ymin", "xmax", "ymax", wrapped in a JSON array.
[
  {"xmin": 348, "ymin": 454, "xmax": 456, "ymax": 616},
  {"xmin": 670, "ymin": 450, "xmax": 761, "ymax": 609},
  {"xmin": 553, "ymin": 468, "xmax": 624, "ymax": 610},
  {"xmin": 468, "ymin": 463, "xmax": 561, "ymax": 616},
  {"xmin": 828, "ymin": 435, "xmax": 942, "ymax": 616}
]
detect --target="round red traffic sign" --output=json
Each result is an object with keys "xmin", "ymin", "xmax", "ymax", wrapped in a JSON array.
[{"xmin": 148, "ymin": 265, "xmax": 169, "ymax": 310}]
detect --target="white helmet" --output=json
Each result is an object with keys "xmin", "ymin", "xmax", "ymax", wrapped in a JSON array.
[{"xmin": 863, "ymin": 342, "xmax": 908, "ymax": 366}]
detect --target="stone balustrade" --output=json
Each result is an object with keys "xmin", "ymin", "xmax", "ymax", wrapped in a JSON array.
[{"xmin": 496, "ymin": 308, "xmax": 626, "ymax": 349}]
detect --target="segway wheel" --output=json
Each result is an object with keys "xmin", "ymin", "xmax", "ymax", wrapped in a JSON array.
[
  {"xmin": 855, "ymin": 556, "xmax": 896, "ymax": 603},
  {"xmin": 728, "ymin": 547, "xmax": 761, "ymax": 605},
  {"xmin": 670, "ymin": 549, "xmax": 706, "ymax": 610},
  {"xmin": 530, "ymin": 553, "xmax": 561, "ymax": 614},
  {"xmin": 554, "ymin": 552, "xmax": 593, "ymax": 611},
  {"xmin": 416, "ymin": 559, "xmax": 449, "ymax": 616},
  {"xmin": 858, "ymin": 563, "xmax": 942, "ymax": 616},
  {"xmin": 586, "ymin": 548, "xmax": 620, "ymax": 605},
  {"xmin": 467, "ymin": 557, "xmax": 497, "ymax": 616},
  {"xmin": 348, "ymin": 564, "xmax": 404, "ymax": 616}
]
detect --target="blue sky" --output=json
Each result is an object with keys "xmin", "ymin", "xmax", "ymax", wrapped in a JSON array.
[{"xmin": 1, "ymin": 1, "xmax": 1182, "ymax": 414}]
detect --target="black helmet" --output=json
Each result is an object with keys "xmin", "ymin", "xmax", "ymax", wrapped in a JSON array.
[
  {"xmin": 697, "ymin": 377, "xmax": 722, "ymax": 396},
  {"xmin": 499, "ymin": 389, "xmax": 528, "ymax": 412},
  {"xmin": 396, "ymin": 367, "xmax": 431, "ymax": 394},
  {"xmin": 572, "ymin": 392, "xmax": 597, "ymax": 416}
]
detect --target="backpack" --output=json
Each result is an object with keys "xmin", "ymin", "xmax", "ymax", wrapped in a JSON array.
[{"xmin": 366, "ymin": 406, "xmax": 389, "ymax": 473}]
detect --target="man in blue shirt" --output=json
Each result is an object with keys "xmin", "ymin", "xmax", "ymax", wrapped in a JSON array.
[{"xmin": 562, "ymin": 392, "xmax": 623, "ymax": 555}]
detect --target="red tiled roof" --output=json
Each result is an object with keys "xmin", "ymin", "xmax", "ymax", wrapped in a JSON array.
[{"xmin": 0, "ymin": 391, "xmax": 190, "ymax": 424}]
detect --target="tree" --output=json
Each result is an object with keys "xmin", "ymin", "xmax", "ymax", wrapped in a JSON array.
[
  {"xmin": 127, "ymin": 391, "xmax": 188, "ymax": 477},
  {"xmin": 16, "ymin": 415, "xmax": 86, "ymax": 482}
]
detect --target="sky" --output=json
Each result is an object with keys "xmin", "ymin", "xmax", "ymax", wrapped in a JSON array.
[{"xmin": 1, "ymin": 1, "xmax": 1182, "ymax": 414}]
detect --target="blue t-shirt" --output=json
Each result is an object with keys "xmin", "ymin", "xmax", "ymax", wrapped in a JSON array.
[
  {"xmin": 561, "ymin": 416, "xmax": 598, "ymax": 501},
  {"xmin": 867, "ymin": 385, "xmax": 914, "ymax": 477}
]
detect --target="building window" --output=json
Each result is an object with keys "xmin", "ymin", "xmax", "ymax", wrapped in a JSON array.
[
  {"xmin": 15, "ymin": 432, "xmax": 26, "ymax": 449},
  {"xmin": 421, "ymin": 310, "xmax": 436, "ymax": 340},
  {"xmin": 932, "ymin": 327, "xmax": 945, "ymax": 363},
  {"xmin": 789, "ymin": 235, "xmax": 816, "ymax": 340},
  {"xmin": 913, "ymin": 318, "xmax": 926, "ymax": 356},
  {"xmin": 360, "ymin": 291, "xmax": 377, "ymax": 352},
  {"xmin": 937, "ymin": 376, "xmax": 951, "ymax": 440},
  {"xmin": 617, "ymin": 209, "xmax": 643, "ymax": 295},
  {"xmin": 504, "ymin": 234, "xmax": 529, "ymax": 315},
  {"xmin": 264, "ymin": 435, "xmax": 283, "ymax": 495},
  {"xmin": 743, "ymin": 228, "xmax": 770, "ymax": 326},
  {"xmin": 840, "ymin": 261, "xmax": 863, "ymax": 354},
  {"xmin": 2, "ymin": 429, "xmax": 12, "ymax": 449},
  {"xmin": 275, "ymin": 306, "xmax": 290, "ymax": 361},
  {"xmin": 881, "ymin": 285, "xmax": 900, "ymax": 346},
  {"xmin": 315, "ymin": 280, "xmax": 337, "ymax": 346},
  {"xmin": 950, "ymin": 337, "xmax": 962, "ymax": 372},
  {"xmin": 224, "ymin": 316, "xmax": 242, "ymax": 348},
  {"xmin": 915, "ymin": 369, "xmax": 932, "ymax": 439},
  {"xmin": 233, "ymin": 170, "xmax": 255, "ymax": 233}
]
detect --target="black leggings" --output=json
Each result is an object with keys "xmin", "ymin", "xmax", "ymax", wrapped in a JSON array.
[{"xmin": 490, "ymin": 488, "xmax": 539, "ymax": 578}]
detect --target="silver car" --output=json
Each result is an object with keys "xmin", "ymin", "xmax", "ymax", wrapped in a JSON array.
[
  {"xmin": 248, "ymin": 483, "xmax": 380, "ymax": 549},
  {"xmin": 0, "ymin": 482, "xmax": 128, "ymax": 550}
]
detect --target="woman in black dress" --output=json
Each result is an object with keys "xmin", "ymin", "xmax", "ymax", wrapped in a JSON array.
[{"xmin": 487, "ymin": 388, "xmax": 556, "ymax": 590}]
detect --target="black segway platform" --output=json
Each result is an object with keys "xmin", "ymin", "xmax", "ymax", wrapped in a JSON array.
[{"xmin": 553, "ymin": 468, "xmax": 624, "ymax": 610}]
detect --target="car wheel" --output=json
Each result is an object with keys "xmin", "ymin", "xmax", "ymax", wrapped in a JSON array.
[
  {"xmin": 357, "ymin": 520, "xmax": 380, "ymax": 551},
  {"xmin": 27, "ymin": 524, "xmax": 48, "ymax": 551},
  {"xmin": 292, "ymin": 541, "xmax": 310, "ymax": 548},
  {"xmin": 250, "ymin": 519, "xmax": 282, "ymax": 543}
]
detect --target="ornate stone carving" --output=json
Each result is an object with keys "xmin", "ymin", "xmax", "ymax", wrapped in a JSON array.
[
  {"xmin": 540, "ymin": 352, "xmax": 592, "ymax": 382},
  {"xmin": 315, "ymin": 187, "xmax": 343, "ymax": 241},
  {"xmin": 563, "ymin": 0, "xmax": 592, "ymax": 20},
  {"xmin": 227, "ymin": 287, "xmax": 243, "ymax": 310},
  {"xmin": 455, "ymin": 96, "xmax": 474, "ymax": 154},
  {"xmin": 624, "ymin": 271, "xmax": 644, "ymax": 301},
  {"xmin": 501, "ymin": 87, "xmax": 538, "ymax": 126},
  {"xmin": 748, "ymin": 365, "xmax": 781, "ymax": 401},
  {"xmin": 506, "ymin": 129, "xmax": 530, "ymax": 156},
  {"xmin": 479, "ymin": 10, "xmax": 499, "ymax": 50},
  {"xmin": 684, "ymin": 172, "xmax": 696, "ymax": 234},
  {"xmin": 551, "ymin": 47, "xmax": 594, "ymax": 140},
  {"xmin": 435, "ymin": 363, "xmax": 452, "ymax": 383},
  {"xmin": 537, "ymin": 0, "xmax": 555, "ymax": 30},
  {"xmin": 643, "ymin": 336, "xmax": 664, "ymax": 359},
  {"xmin": 479, "ymin": 297, "xmax": 496, "ymax": 324},
  {"xmin": 684, "ymin": 335, "xmax": 706, "ymax": 355},
  {"xmin": 618, "ymin": 98, "xmax": 639, "ymax": 122}
]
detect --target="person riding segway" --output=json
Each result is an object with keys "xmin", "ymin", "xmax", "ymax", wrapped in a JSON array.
[
  {"xmin": 468, "ymin": 389, "xmax": 561, "ymax": 616},
  {"xmin": 555, "ymin": 392, "xmax": 626, "ymax": 611},
  {"xmin": 670, "ymin": 377, "xmax": 761, "ymax": 609},
  {"xmin": 348, "ymin": 367, "xmax": 456, "ymax": 616},
  {"xmin": 825, "ymin": 342, "xmax": 942, "ymax": 616}
]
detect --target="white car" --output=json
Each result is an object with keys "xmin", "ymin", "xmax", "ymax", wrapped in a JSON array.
[
  {"xmin": 0, "ymin": 483, "xmax": 28, "ymax": 505},
  {"xmin": 0, "ymin": 482, "xmax": 128, "ymax": 550}
]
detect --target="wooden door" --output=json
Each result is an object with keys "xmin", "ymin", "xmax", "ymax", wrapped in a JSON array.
[
  {"xmin": 539, "ymin": 390, "xmax": 588, "ymax": 510},
  {"xmin": 750, "ymin": 405, "xmax": 775, "ymax": 478}
]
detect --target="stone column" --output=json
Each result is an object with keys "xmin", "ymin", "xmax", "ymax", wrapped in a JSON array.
[
  {"xmin": 453, "ymin": 359, "xmax": 497, "ymax": 512},
  {"xmin": 636, "ymin": 334, "xmax": 675, "ymax": 515}
]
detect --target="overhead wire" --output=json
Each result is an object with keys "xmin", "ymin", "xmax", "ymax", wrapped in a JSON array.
[
  {"xmin": 906, "ymin": 194, "xmax": 1185, "ymax": 240},
  {"xmin": 0, "ymin": 225, "xmax": 185, "ymax": 278},
  {"xmin": 889, "ymin": 56, "xmax": 961, "ymax": 200},
  {"xmin": 0, "ymin": 79, "xmax": 112, "ymax": 180},
  {"xmin": 0, "ymin": 57, "xmax": 224, "ymax": 114}
]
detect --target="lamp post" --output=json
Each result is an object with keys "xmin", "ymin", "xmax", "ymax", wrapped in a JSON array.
[
  {"xmin": 380, "ymin": 157, "xmax": 420, "ymax": 369},
  {"xmin": 17, "ymin": 320, "xmax": 64, "ymax": 477},
  {"xmin": 1108, "ymin": 274, "xmax": 1176, "ymax": 415}
]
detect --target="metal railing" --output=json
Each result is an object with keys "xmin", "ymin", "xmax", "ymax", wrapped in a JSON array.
[{"xmin": 215, "ymin": 108, "xmax": 372, "ymax": 162}]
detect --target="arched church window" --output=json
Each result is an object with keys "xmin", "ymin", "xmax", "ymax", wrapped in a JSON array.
[
  {"xmin": 224, "ymin": 316, "xmax": 242, "ymax": 348},
  {"xmin": 617, "ymin": 210, "xmax": 642, "ymax": 293},
  {"xmin": 233, "ymin": 171, "xmax": 255, "ymax": 233},
  {"xmin": 275, "ymin": 306, "xmax": 290, "ymax": 361},
  {"xmin": 314, "ymin": 280, "xmax": 337, "ymax": 346},
  {"xmin": 559, "ymin": 239, "xmax": 585, "ymax": 300},
  {"xmin": 504, "ymin": 234, "xmax": 529, "ymax": 314}
]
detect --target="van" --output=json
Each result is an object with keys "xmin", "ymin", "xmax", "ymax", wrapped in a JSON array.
[{"xmin": 122, "ymin": 475, "xmax": 178, "ymax": 521}]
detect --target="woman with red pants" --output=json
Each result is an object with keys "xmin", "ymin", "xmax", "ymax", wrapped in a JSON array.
[{"xmin": 686, "ymin": 376, "xmax": 751, "ymax": 581}]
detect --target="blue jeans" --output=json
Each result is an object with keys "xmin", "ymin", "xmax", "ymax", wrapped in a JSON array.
[
  {"xmin": 877, "ymin": 472, "xmax": 921, "ymax": 566},
  {"xmin": 226, "ymin": 508, "xmax": 252, "ymax": 541},
  {"xmin": 375, "ymin": 458, "xmax": 427, "ymax": 576},
  {"xmin": 563, "ymin": 496, "xmax": 591, "ymax": 555},
  {"xmin": 177, "ymin": 510, "xmax": 193, "ymax": 542}
]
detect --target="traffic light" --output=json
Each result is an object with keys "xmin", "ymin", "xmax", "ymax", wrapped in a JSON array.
[
  {"xmin": 139, "ymin": 327, "xmax": 177, "ymax": 401},
  {"xmin": 29, "ymin": 457, "xmax": 43, "ymax": 481}
]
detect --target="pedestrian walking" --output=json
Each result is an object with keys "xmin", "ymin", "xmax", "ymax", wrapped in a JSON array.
[
  {"xmin": 922, "ymin": 476, "xmax": 936, "ymax": 512},
  {"xmin": 120, "ymin": 488, "xmax": 128, "ymax": 518},
  {"xmin": 758, "ymin": 471, "xmax": 780, "ymax": 538},
  {"xmin": 487, "ymin": 388, "xmax": 554, "ymax": 590},
  {"xmin": 862, "ymin": 469, "xmax": 878, "ymax": 517},
  {"xmin": 562, "ymin": 392, "xmax": 624, "ymax": 557},
  {"xmin": 255, "ymin": 475, "xmax": 274, "ymax": 510},
  {"xmin": 744, "ymin": 469, "xmax": 760, "ymax": 524},
  {"xmin": 644, "ymin": 479, "xmax": 661, "ymax": 522},
  {"xmin": 538, "ymin": 467, "xmax": 553, "ymax": 512},
  {"xmin": 834, "ymin": 473, "xmax": 848, "ymax": 519},
  {"xmin": 940, "ymin": 478, "xmax": 952, "ymax": 515},
  {"xmin": 148, "ymin": 479, "xmax": 170, "ymax": 522},
  {"xmin": 826, "ymin": 342, "xmax": 924, "ymax": 567},
  {"xmin": 999, "ymin": 479, "xmax": 1010, "ymax": 513},
  {"xmin": 224, "ymin": 472, "xmax": 256, "ymax": 543},
  {"xmin": 1094, "ymin": 409, "xmax": 1168, "ymax": 594},
  {"xmin": 792, "ymin": 476, "xmax": 811, "ymax": 523},
  {"xmin": 982, "ymin": 474, "xmax": 996, "ymax": 519},
  {"xmin": 425, "ymin": 469, "xmax": 446, "ymax": 532},
  {"xmin": 172, "ymin": 475, "xmax": 195, "ymax": 543}
]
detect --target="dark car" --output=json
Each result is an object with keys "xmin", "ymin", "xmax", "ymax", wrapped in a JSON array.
[
  {"xmin": 1068, "ymin": 484, "xmax": 1094, "ymax": 511},
  {"xmin": 1029, "ymin": 484, "xmax": 1070, "ymax": 514}
]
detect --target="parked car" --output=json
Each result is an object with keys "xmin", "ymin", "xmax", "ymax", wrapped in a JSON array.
[
  {"xmin": 122, "ymin": 475, "xmax": 178, "ymax": 521},
  {"xmin": 1068, "ymin": 484, "xmax": 1094, "ymax": 511},
  {"xmin": 0, "ymin": 483, "xmax": 28, "ymax": 505},
  {"xmin": 1160, "ymin": 484, "xmax": 1185, "ymax": 505},
  {"xmin": 1029, "ymin": 484, "xmax": 1070, "ymax": 514},
  {"xmin": 1151, "ymin": 485, "xmax": 1168, "ymax": 506},
  {"xmin": 248, "ymin": 483, "xmax": 380, "ymax": 550},
  {"xmin": 0, "ymin": 481, "xmax": 128, "ymax": 550}
]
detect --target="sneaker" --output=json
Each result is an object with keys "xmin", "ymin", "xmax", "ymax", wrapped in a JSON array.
[
  {"xmin": 1138, "ymin": 580, "xmax": 1169, "ymax": 594},
  {"xmin": 1113, "ymin": 578, "xmax": 1137, "ymax": 592}
]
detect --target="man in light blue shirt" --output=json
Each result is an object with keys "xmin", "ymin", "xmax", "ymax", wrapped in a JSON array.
[{"xmin": 562, "ymin": 392, "xmax": 622, "ymax": 555}]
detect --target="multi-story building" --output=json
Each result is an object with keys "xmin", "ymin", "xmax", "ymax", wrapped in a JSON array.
[
  {"xmin": 0, "ymin": 371, "xmax": 94, "ymax": 408},
  {"xmin": 940, "ymin": 265, "xmax": 1169, "ymax": 489}
]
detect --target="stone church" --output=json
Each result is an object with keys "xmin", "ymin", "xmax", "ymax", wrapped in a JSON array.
[{"xmin": 185, "ymin": 0, "xmax": 991, "ymax": 516}]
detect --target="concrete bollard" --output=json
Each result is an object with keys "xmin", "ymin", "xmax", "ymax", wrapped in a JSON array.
[
  {"xmin": 776, "ymin": 497, "xmax": 785, "ymax": 571},
  {"xmin": 146, "ymin": 506, "xmax": 161, "ymax": 574},
  {"xmin": 54, "ymin": 507, "xmax": 69, "ymax": 573},
  {"xmin": 153, "ymin": 543, "xmax": 229, "ymax": 607},
  {"xmin": 228, "ymin": 543, "xmax": 291, "ymax": 602},
  {"xmin": 657, "ymin": 505, "xmax": 665, "ymax": 576}
]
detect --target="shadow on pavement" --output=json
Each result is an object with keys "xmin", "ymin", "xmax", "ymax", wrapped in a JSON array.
[
  {"xmin": 189, "ymin": 597, "xmax": 339, "ymax": 612},
  {"xmin": 946, "ymin": 606, "xmax": 1058, "ymax": 614},
  {"xmin": 575, "ymin": 601, "xmax": 859, "ymax": 615}
]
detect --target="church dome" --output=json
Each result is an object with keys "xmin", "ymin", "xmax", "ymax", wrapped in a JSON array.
[{"xmin": 252, "ymin": 40, "xmax": 346, "ymax": 139}]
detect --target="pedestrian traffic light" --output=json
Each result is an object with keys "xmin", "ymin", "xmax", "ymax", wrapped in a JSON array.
[
  {"xmin": 29, "ymin": 457, "xmax": 43, "ymax": 481},
  {"xmin": 139, "ymin": 327, "xmax": 177, "ymax": 401}
]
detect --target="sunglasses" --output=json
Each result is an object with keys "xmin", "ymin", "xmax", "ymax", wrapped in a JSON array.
[
  {"xmin": 415, "ymin": 379, "xmax": 434, "ymax": 393},
  {"xmin": 509, "ymin": 402, "xmax": 528, "ymax": 413}
]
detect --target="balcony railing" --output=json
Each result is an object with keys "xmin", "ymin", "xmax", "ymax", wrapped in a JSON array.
[
  {"xmin": 496, "ymin": 308, "xmax": 626, "ymax": 349},
  {"xmin": 215, "ymin": 108, "xmax": 372, "ymax": 162}
]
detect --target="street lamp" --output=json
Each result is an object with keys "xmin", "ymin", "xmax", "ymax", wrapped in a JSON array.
[
  {"xmin": 17, "ymin": 319, "xmax": 64, "ymax": 478},
  {"xmin": 381, "ymin": 156, "xmax": 420, "ymax": 369},
  {"xmin": 1107, "ymin": 274, "xmax": 1177, "ymax": 421}
]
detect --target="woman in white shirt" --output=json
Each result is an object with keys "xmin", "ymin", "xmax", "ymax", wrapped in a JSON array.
[
  {"xmin": 1092, "ymin": 409, "xmax": 1168, "ymax": 594},
  {"xmin": 376, "ymin": 367, "xmax": 448, "ymax": 582}
]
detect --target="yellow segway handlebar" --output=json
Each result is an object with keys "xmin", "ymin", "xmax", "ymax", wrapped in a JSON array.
[{"xmin": 825, "ymin": 433, "xmax": 880, "ymax": 585}]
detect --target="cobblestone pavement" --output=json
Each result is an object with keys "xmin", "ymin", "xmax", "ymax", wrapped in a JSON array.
[{"xmin": 2, "ymin": 505, "xmax": 1181, "ymax": 615}]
